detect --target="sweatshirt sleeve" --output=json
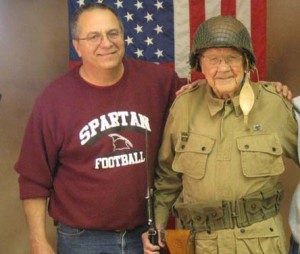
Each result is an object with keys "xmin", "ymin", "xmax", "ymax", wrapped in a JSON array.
[{"xmin": 15, "ymin": 96, "xmax": 59, "ymax": 199}]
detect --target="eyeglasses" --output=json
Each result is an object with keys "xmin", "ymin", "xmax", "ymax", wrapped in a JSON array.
[
  {"xmin": 201, "ymin": 54, "xmax": 243, "ymax": 67},
  {"xmin": 75, "ymin": 29, "xmax": 122, "ymax": 44}
]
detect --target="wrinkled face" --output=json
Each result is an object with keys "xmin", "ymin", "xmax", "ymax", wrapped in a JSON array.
[
  {"xmin": 72, "ymin": 9, "xmax": 125, "ymax": 72},
  {"xmin": 200, "ymin": 48, "xmax": 245, "ymax": 99}
]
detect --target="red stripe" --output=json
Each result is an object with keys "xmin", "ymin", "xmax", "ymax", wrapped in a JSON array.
[
  {"xmin": 251, "ymin": 0, "xmax": 267, "ymax": 80},
  {"xmin": 189, "ymin": 0, "xmax": 205, "ymax": 47},
  {"xmin": 221, "ymin": 0, "xmax": 236, "ymax": 16},
  {"xmin": 189, "ymin": 0, "xmax": 205, "ymax": 81},
  {"xmin": 159, "ymin": 62, "xmax": 175, "ymax": 70},
  {"xmin": 69, "ymin": 61, "xmax": 81, "ymax": 69}
]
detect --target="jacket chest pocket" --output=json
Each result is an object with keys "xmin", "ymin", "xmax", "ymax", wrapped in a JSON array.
[
  {"xmin": 237, "ymin": 134, "xmax": 284, "ymax": 177},
  {"xmin": 172, "ymin": 133, "xmax": 215, "ymax": 179}
]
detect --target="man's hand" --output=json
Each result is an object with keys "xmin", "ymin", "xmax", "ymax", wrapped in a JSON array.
[
  {"xmin": 31, "ymin": 240, "xmax": 55, "ymax": 254},
  {"xmin": 176, "ymin": 82, "xmax": 197, "ymax": 97},
  {"xmin": 176, "ymin": 79, "xmax": 206, "ymax": 97},
  {"xmin": 23, "ymin": 198, "xmax": 55, "ymax": 254},
  {"xmin": 272, "ymin": 81, "xmax": 293, "ymax": 102},
  {"xmin": 142, "ymin": 230, "xmax": 165, "ymax": 254}
]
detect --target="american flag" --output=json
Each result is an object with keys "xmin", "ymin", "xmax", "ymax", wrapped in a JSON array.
[{"xmin": 68, "ymin": 0, "xmax": 266, "ymax": 80}]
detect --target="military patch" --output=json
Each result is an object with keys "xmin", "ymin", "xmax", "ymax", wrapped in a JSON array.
[{"xmin": 252, "ymin": 123, "xmax": 263, "ymax": 131}]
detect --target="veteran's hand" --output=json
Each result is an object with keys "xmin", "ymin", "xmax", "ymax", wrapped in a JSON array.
[{"xmin": 142, "ymin": 231, "xmax": 165, "ymax": 254}]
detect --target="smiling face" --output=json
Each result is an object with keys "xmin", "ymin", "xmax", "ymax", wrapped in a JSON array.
[
  {"xmin": 72, "ymin": 8, "xmax": 125, "ymax": 73},
  {"xmin": 200, "ymin": 48, "xmax": 245, "ymax": 99}
]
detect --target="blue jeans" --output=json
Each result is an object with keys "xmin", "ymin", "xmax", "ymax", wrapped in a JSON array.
[
  {"xmin": 57, "ymin": 222, "xmax": 147, "ymax": 254},
  {"xmin": 290, "ymin": 236, "xmax": 300, "ymax": 254}
]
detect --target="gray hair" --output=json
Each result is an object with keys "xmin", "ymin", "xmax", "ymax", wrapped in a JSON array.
[{"xmin": 71, "ymin": 3, "xmax": 124, "ymax": 39}]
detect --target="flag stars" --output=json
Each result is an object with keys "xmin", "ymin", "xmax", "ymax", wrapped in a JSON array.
[
  {"xmin": 70, "ymin": 0, "xmax": 173, "ymax": 64},
  {"xmin": 144, "ymin": 12, "xmax": 153, "ymax": 22},
  {"xmin": 144, "ymin": 37, "xmax": 154, "ymax": 46},
  {"xmin": 125, "ymin": 12, "xmax": 134, "ymax": 22},
  {"xmin": 114, "ymin": 0, "xmax": 123, "ymax": 9},
  {"xmin": 134, "ymin": 24, "xmax": 143, "ymax": 34},
  {"xmin": 125, "ymin": 36, "xmax": 134, "ymax": 46},
  {"xmin": 77, "ymin": 0, "xmax": 85, "ymax": 6},
  {"xmin": 154, "ymin": 49, "xmax": 164, "ymax": 58},
  {"xmin": 134, "ymin": 1, "xmax": 143, "ymax": 10},
  {"xmin": 154, "ymin": 1, "xmax": 163, "ymax": 10},
  {"xmin": 134, "ymin": 48, "xmax": 144, "ymax": 58},
  {"xmin": 154, "ymin": 24, "xmax": 163, "ymax": 34}
]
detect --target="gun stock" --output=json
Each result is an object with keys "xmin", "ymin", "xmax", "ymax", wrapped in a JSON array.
[
  {"xmin": 164, "ymin": 229, "xmax": 194, "ymax": 254},
  {"xmin": 145, "ymin": 129, "xmax": 163, "ymax": 253},
  {"xmin": 146, "ymin": 187, "xmax": 163, "ymax": 253}
]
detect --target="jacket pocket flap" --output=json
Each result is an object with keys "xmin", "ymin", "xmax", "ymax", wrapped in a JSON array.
[
  {"xmin": 234, "ymin": 219, "xmax": 279, "ymax": 239},
  {"xmin": 175, "ymin": 133, "xmax": 215, "ymax": 154},
  {"xmin": 237, "ymin": 134, "xmax": 282, "ymax": 155}
]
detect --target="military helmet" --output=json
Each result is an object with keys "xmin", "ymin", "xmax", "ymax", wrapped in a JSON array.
[{"xmin": 190, "ymin": 15, "xmax": 256, "ymax": 72}]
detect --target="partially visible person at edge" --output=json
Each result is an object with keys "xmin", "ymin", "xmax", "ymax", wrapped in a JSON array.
[
  {"xmin": 289, "ymin": 97, "xmax": 300, "ymax": 254},
  {"xmin": 142, "ymin": 15, "xmax": 299, "ymax": 254},
  {"xmin": 14, "ymin": 3, "xmax": 291, "ymax": 254}
]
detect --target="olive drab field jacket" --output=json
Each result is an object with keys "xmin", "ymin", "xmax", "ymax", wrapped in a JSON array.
[{"xmin": 155, "ymin": 81, "xmax": 298, "ymax": 254}]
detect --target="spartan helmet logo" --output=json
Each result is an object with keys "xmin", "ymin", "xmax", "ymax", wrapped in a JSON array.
[{"xmin": 108, "ymin": 133, "xmax": 133, "ymax": 151}]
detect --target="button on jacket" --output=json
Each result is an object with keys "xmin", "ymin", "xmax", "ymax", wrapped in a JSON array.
[{"xmin": 155, "ymin": 81, "xmax": 298, "ymax": 253}]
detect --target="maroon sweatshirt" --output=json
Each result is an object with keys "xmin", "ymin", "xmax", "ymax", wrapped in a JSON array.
[{"xmin": 15, "ymin": 58, "xmax": 183, "ymax": 230}]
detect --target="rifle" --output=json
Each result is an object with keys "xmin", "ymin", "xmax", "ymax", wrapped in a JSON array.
[{"xmin": 145, "ymin": 129, "xmax": 164, "ymax": 254}]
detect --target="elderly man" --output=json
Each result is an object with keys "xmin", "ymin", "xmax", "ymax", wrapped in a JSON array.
[{"xmin": 143, "ymin": 15, "xmax": 298, "ymax": 254}]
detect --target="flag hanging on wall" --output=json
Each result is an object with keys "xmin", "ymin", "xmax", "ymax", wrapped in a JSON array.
[{"xmin": 68, "ymin": 0, "xmax": 266, "ymax": 80}]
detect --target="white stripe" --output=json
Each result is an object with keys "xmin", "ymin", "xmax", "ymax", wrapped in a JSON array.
[
  {"xmin": 173, "ymin": 0, "xmax": 190, "ymax": 78},
  {"xmin": 236, "ymin": 0, "xmax": 251, "ymax": 34},
  {"xmin": 205, "ymin": 0, "xmax": 221, "ymax": 19}
]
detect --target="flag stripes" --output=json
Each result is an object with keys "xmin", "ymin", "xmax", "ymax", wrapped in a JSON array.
[{"xmin": 68, "ymin": 0, "xmax": 266, "ymax": 80}]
